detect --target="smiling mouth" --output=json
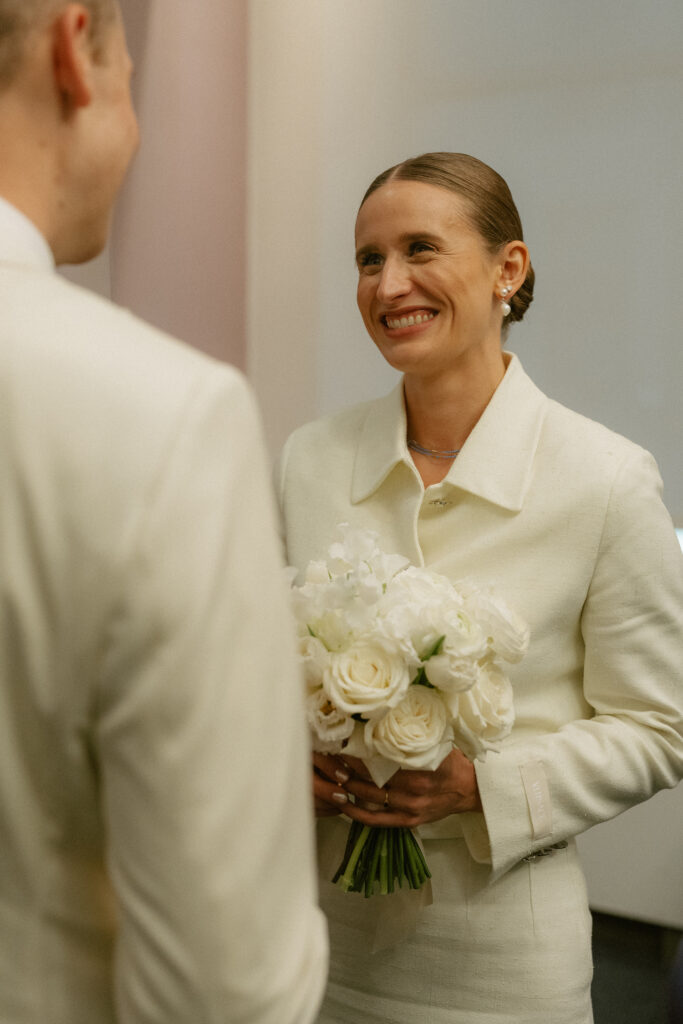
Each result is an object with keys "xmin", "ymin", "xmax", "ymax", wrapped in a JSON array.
[{"xmin": 382, "ymin": 311, "xmax": 437, "ymax": 330}]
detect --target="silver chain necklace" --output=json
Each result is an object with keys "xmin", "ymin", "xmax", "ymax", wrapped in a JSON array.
[{"xmin": 407, "ymin": 439, "xmax": 461, "ymax": 459}]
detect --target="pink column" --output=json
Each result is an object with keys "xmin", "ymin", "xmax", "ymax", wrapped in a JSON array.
[{"xmin": 111, "ymin": 1, "xmax": 247, "ymax": 367}]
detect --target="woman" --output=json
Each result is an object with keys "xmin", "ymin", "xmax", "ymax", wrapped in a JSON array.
[{"xmin": 276, "ymin": 153, "xmax": 683, "ymax": 1023}]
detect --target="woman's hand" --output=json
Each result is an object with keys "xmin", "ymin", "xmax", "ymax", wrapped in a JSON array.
[
  {"xmin": 312, "ymin": 751, "xmax": 352, "ymax": 817},
  {"xmin": 335, "ymin": 749, "xmax": 482, "ymax": 828}
]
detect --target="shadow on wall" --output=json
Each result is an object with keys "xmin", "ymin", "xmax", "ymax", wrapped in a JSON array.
[
  {"xmin": 109, "ymin": 1, "xmax": 249, "ymax": 367},
  {"xmin": 118, "ymin": 0, "xmax": 151, "ymax": 105}
]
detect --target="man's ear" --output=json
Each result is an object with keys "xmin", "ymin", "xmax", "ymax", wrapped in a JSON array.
[{"xmin": 52, "ymin": 4, "xmax": 95, "ymax": 109}]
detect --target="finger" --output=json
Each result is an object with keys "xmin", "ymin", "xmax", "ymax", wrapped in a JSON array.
[
  {"xmin": 341, "ymin": 801, "xmax": 412, "ymax": 829},
  {"xmin": 340, "ymin": 754, "xmax": 373, "ymax": 780},
  {"xmin": 313, "ymin": 771, "xmax": 349, "ymax": 814},
  {"xmin": 341, "ymin": 775, "xmax": 389, "ymax": 806},
  {"xmin": 314, "ymin": 798, "xmax": 344, "ymax": 818},
  {"xmin": 313, "ymin": 750, "xmax": 351, "ymax": 785}
]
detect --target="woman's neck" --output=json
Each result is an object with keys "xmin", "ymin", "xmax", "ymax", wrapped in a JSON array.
[{"xmin": 404, "ymin": 351, "xmax": 508, "ymax": 487}]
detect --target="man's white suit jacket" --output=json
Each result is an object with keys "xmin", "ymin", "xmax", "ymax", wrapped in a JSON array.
[{"xmin": 0, "ymin": 199, "xmax": 327, "ymax": 1024}]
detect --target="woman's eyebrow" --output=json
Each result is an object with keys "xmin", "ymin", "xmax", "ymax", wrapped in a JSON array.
[{"xmin": 398, "ymin": 231, "xmax": 443, "ymax": 245}]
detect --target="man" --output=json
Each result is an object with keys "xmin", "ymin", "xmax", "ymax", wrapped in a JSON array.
[{"xmin": 0, "ymin": 2, "xmax": 326, "ymax": 1021}]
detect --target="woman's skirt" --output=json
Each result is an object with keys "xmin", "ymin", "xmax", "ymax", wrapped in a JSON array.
[{"xmin": 315, "ymin": 819, "xmax": 594, "ymax": 1023}]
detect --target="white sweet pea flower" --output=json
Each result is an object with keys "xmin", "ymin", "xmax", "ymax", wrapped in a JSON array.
[
  {"xmin": 448, "ymin": 661, "xmax": 515, "ymax": 761},
  {"xmin": 365, "ymin": 685, "xmax": 453, "ymax": 771},
  {"xmin": 322, "ymin": 637, "xmax": 411, "ymax": 719},
  {"xmin": 328, "ymin": 524, "xmax": 409, "ymax": 585},
  {"xmin": 306, "ymin": 687, "xmax": 356, "ymax": 753},
  {"xmin": 301, "ymin": 609, "xmax": 353, "ymax": 653},
  {"xmin": 327, "ymin": 523, "xmax": 379, "ymax": 574},
  {"xmin": 304, "ymin": 560, "xmax": 330, "ymax": 585}
]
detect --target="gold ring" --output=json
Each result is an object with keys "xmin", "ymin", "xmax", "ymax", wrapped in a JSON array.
[{"xmin": 384, "ymin": 789, "xmax": 390, "ymax": 808}]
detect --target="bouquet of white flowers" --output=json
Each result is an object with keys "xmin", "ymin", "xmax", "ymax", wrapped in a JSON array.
[{"xmin": 290, "ymin": 524, "xmax": 529, "ymax": 897}]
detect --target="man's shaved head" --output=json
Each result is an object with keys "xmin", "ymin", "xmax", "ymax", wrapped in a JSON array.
[{"xmin": 0, "ymin": 0, "xmax": 117, "ymax": 89}]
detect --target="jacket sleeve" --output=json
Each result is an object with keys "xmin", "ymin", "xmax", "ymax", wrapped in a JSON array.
[
  {"xmin": 96, "ymin": 368, "xmax": 327, "ymax": 1023},
  {"xmin": 460, "ymin": 446, "xmax": 683, "ymax": 881}
]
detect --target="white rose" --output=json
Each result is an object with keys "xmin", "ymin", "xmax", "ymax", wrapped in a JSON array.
[
  {"xmin": 463, "ymin": 588, "xmax": 530, "ymax": 664},
  {"xmin": 306, "ymin": 687, "xmax": 356, "ymax": 753},
  {"xmin": 322, "ymin": 638, "xmax": 411, "ymax": 719},
  {"xmin": 448, "ymin": 662, "xmax": 515, "ymax": 760},
  {"xmin": 365, "ymin": 685, "xmax": 453, "ymax": 770}
]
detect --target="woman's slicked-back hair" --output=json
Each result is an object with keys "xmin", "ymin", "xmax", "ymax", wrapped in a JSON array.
[
  {"xmin": 0, "ymin": 0, "xmax": 117, "ymax": 90},
  {"xmin": 360, "ymin": 152, "xmax": 534, "ymax": 324}
]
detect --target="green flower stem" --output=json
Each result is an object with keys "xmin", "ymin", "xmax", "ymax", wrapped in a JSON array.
[
  {"xmin": 365, "ymin": 829, "xmax": 383, "ymax": 897},
  {"xmin": 404, "ymin": 834, "xmax": 421, "ymax": 888},
  {"xmin": 396, "ymin": 828, "xmax": 405, "ymax": 885},
  {"xmin": 333, "ymin": 825, "xmax": 431, "ymax": 896},
  {"xmin": 387, "ymin": 831, "xmax": 395, "ymax": 894},
  {"xmin": 379, "ymin": 831, "xmax": 389, "ymax": 894},
  {"xmin": 331, "ymin": 821, "xmax": 362, "ymax": 883},
  {"xmin": 337, "ymin": 824, "xmax": 372, "ymax": 892},
  {"xmin": 411, "ymin": 832, "xmax": 432, "ymax": 880}
]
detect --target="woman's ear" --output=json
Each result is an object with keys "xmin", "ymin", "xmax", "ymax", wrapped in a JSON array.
[
  {"xmin": 52, "ymin": 4, "xmax": 95, "ymax": 109},
  {"xmin": 498, "ymin": 240, "xmax": 530, "ymax": 294}
]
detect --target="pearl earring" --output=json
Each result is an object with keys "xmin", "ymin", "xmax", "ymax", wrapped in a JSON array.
[{"xmin": 500, "ymin": 287, "xmax": 511, "ymax": 317}]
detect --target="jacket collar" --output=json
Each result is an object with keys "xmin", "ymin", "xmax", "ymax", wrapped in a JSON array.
[
  {"xmin": 351, "ymin": 354, "xmax": 547, "ymax": 513},
  {"xmin": 0, "ymin": 196, "xmax": 55, "ymax": 272}
]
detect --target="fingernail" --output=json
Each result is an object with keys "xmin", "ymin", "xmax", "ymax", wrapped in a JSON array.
[
  {"xmin": 332, "ymin": 791, "xmax": 348, "ymax": 803},
  {"xmin": 335, "ymin": 770, "xmax": 349, "ymax": 783}
]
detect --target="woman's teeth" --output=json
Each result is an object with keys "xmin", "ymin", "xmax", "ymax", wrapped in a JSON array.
[{"xmin": 385, "ymin": 312, "xmax": 435, "ymax": 329}]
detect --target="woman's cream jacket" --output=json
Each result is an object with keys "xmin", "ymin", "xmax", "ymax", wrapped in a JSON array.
[{"xmin": 277, "ymin": 354, "xmax": 683, "ymax": 882}]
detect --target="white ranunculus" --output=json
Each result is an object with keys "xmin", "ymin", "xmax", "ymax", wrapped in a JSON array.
[
  {"xmin": 380, "ymin": 567, "xmax": 489, "ymax": 671},
  {"xmin": 306, "ymin": 687, "xmax": 356, "ymax": 753},
  {"xmin": 365, "ymin": 685, "xmax": 453, "ymax": 770},
  {"xmin": 463, "ymin": 587, "xmax": 530, "ymax": 664},
  {"xmin": 448, "ymin": 661, "xmax": 515, "ymax": 760},
  {"xmin": 322, "ymin": 638, "xmax": 411, "ymax": 719},
  {"xmin": 380, "ymin": 566, "xmax": 458, "ymax": 651},
  {"xmin": 422, "ymin": 651, "xmax": 482, "ymax": 694}
]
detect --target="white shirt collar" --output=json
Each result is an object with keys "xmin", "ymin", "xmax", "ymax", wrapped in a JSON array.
[
  {"xmin": 0, "ymin": 196, "xmax": 55, "ymax": 271},
  {"xmin": 351, "ymin": 354, "xmax": 548, "ymax": 512}
]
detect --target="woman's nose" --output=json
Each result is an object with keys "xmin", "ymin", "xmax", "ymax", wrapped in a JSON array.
[{"xmin": 376, "ymin": 257, "xmax": 411, "ymax": 301}]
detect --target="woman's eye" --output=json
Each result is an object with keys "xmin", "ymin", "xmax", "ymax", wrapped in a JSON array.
[
  {"xmin": 409, "ymin": 241, "xmax": 434, "ymax": 256},
  {"xmin": 358, "ymin": 252, "xmax": 382, "ymax": 269}
]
